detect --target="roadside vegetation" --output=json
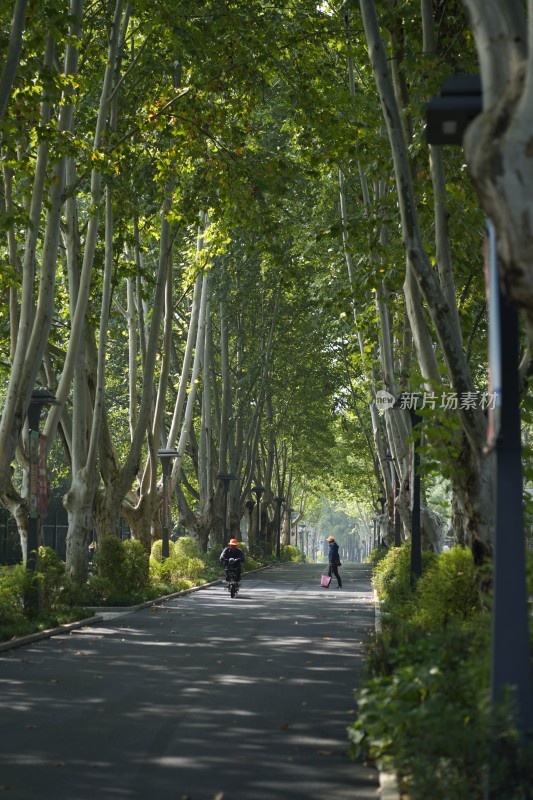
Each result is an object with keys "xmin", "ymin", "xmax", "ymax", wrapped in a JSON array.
[
  {"xmin": 349, "ymin": 545, "xmax": 533, "ymax": 800},
  {"xmin": 0, "ymin": 538, "xmax": 305, "ymax": 644}
]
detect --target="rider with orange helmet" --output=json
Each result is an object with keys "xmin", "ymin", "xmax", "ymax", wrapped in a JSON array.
[{"xmin": 220, "ymin": 538, "xmax": 245, "ymax": 583}]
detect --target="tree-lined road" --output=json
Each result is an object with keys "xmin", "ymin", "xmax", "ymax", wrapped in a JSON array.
[{"xmin": 0, "ymin": 563, "xmax": 378, "ymax": 800}]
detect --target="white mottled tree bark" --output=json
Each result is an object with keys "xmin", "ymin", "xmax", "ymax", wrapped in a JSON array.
[
  {"xmin": 460, "ymin": 0, "xmax": 533, "ymax": 321},
  {"xmin": 359, "ymin": 0, "xmax": 494, "ymax": 555}
]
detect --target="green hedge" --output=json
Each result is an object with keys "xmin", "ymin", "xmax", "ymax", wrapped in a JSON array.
[
  {"xmin": 349, "ymin": 545, "xmax": 533, "ymax": 800},
  {"xmin": 0, "ymin": 549, "xmax": 89, "ymax": 641}
]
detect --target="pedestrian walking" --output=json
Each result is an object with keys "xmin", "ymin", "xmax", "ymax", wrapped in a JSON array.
[{"xmin": 326, "ymin": 535, "xmax": 342, "ymax": 588}]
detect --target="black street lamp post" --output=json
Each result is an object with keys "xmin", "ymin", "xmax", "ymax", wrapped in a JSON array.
[
  {"xmin": 372, "ymin": 517, "xmax": 378, "ymax": 551},
  {"xmin": 218, "ymin": 473, "xmax": 236, "ymax": 542},
  {"xmin": 300, "ymin": 524, "xmax": 308, "ymax": 558},
  {"xmin": 385, "ymin": 453, "xmax": 402, "ymax": 546},
  {"xmin": 25, "ymin": 389, "xmax": 59, "ymax": 612},
  {"xmin": 158, "ymin": 449, "xmax": 178, "ymax": 559},
  {"xmin": 391, "ymin": 395, "xmax": 422, "ymax": 586},
  {"xmin": 408, "ymin": 407, "xmax": 422, "ymax": 585},
  {"xmin": 287, "ymin": 507, "xmax": 294, "ymax": 546},
  {"xmin": 274, "ymin": 495, "xmax": 285, "ymax": 559},
  {"xmin": 426, "ymin": 75, "xmax": 533, "ymax": 768},
  {"xmin": 377, "ymin": 493, "xmax": 386, "ymax": 546},
  {"xmin": 251, "ymin": 485, "xmax": 265, "ymax": 547},
  {"xmin": 245, "ymin": 499, "xmax": 255, "ymax": 537}
]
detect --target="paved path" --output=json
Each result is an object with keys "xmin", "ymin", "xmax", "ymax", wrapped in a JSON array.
[{"xmin": 0, "ymin": 562, "xmax": 378, "ymax": 800}]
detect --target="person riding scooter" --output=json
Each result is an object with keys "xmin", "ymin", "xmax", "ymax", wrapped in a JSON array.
[{"xmin": 219, "ymin": 538, "xmax": 245, "ymax": 583}]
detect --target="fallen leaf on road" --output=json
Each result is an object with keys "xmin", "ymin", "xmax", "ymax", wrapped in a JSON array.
[
  {"xmin": 316, "ymin": 750, "xmax": 332, "ymax": 756},
  {"xmin": 280, "ymin": 723, "xmax": 289, "ymax": 730}
]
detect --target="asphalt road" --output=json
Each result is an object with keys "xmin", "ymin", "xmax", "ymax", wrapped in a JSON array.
[{"xmin": 0, "ymin": 562, "xmax": 379, "ymax": 800}]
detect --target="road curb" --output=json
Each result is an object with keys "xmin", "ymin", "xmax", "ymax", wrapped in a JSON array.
[
  {"xmin": 0, "ymin": 616, "xmax": 104, "ymax": 653},
  {"xmin": 82, "ymin": 564, "xmax": 274, "ymax": 614},
  {"xmin": 0, "ymin": 564, "xmax": 274, "ymax": 653},
  {"xmin": 374, "ymin": 589, "xmax": 401, "ymax": 800}
]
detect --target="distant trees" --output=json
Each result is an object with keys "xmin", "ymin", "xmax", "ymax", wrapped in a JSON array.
[{"xmin": 0, "ymin": 1, "xmax": 352, "ymax": 578}]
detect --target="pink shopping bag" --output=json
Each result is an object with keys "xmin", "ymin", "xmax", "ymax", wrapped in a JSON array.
[{"xmin": 320, "ymin": 574, "xmax": 331, "ymax": 588}]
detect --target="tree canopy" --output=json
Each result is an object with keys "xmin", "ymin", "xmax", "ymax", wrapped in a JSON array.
[{"xmin": 1, "ymin": 0, "xmax": 531, "ymax": 576}]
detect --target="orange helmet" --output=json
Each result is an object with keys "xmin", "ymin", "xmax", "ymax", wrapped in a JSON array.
[{"xmin": 228, "ymin": 538, "xmax": 239, "ymax": 546}]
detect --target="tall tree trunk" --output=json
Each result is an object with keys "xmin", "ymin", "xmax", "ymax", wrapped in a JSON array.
[
  {"xmin": 170, "ymin": 273, "xmax": 209, "ymax": 533},
  {"xmin": 63, "ymin": 0, "xmax": 126, "ymax": 579},
  {"xmin": 359, "ymin": 0, "xmax": 494, "ymax": 556},
  {"xmin": 460, "ymin": 0, "xmax": 533, "ymax": 320},
  {"xmin": 0, "ymin": 33, "xmax": 55, "ymax": 495},
  {"xmin": 0, "ymin": 0, "xmax": 28, "ymax": 122},
  {"xmin": 97, "ymin": 179, "xmax": 174, "ymax": 539}
]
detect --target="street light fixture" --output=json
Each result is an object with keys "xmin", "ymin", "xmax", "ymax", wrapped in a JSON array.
[
  {"xmin": 426, "ymin": 75, "xmax": 533, "ymax": 768},
  {"xmin": 25, "ymin": 389, "xmax": 60, "ymax": 612},
  {"xmin": 274, "ymin": 495, "xmax": 285, "ymax": 559},
  {"xmin": 217, "ymin": 472, "xmax": 236, "ymax": 542},
  {"xmin": 426, "ymin": 73, "xmax": 482, "ymax": 145},
  {"xmin": 158, "ymin": 449, "xmax": 178, "ymax": 559}
]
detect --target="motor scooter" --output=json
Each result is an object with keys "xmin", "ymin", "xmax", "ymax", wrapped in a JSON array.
[{"xmin": 225, "ymin": 557, "xmax": 241, "ymax": 598}]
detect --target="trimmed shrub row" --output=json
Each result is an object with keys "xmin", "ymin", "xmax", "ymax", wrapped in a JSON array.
[
  {"xmin": 349, "ymin": 545, "xmax": 533, "ymax": 800},
  {"xmin": 1, "ymin": 535, "xmax": 305, "ymax": 642}
]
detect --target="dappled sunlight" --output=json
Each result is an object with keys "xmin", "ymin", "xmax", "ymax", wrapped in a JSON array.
[{"xmin": 0, "ymin": 563, "xmax": 377, "ymax": 799}]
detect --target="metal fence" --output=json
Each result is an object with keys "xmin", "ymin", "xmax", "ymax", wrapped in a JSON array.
[
  {"xmin": 0, "ymin": 506, "xmax": 131, "ymax": 566},
  {"xmin": 0, "ymin": 513, "xmax": 21, "ymax": 566}
]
